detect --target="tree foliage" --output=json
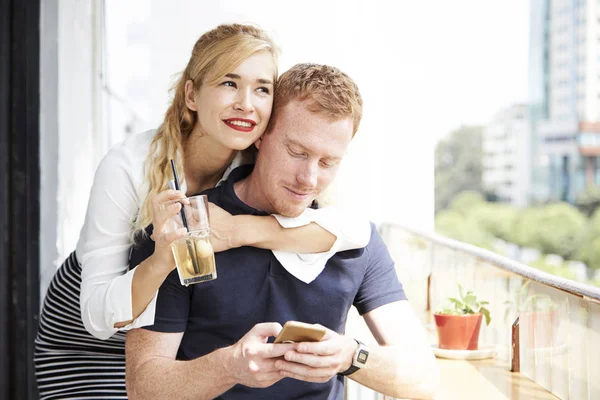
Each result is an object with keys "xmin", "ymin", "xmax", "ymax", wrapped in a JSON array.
[
  {"xmin": 435, "ymin": 186, "xmax": 600, "ymax": 283},
  {"xmin": 507, "ymin": 208, "xmax": 543, "ymax": 249},
  {"xmin": 471, "ymin": 203, "xmax": 518, "ymax": 242},
  {"xmin": 575, "ymin": 185, "xmax": 600, "ymax": 216},
  {"xmin": 449, "ymin": 190, "xmax": 486, "ymax": 215},
  {"xmin": 438, "ymin": 192, "xmax": 588, "ymax": 259},
  {"xmin": 575, "ymin": 208, "xmax": 600, "ymax": 270},
  {"xmin": 536, "ymin": 203, "xmax": 586, "ymax": 258},
  {"xmin": 435, "ymin": 126, "xmax": 483, "ymax": 212},
  {"xmin": 434, "ymin": 209, "xmax": 492, "ymax": 250}
]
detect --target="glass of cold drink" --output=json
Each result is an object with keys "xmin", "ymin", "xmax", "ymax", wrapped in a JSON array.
[{"xmin": 163, "ymin": 195, "xmax": 216, "ymax": 286}]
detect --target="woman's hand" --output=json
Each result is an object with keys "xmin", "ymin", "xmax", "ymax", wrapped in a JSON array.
[
  {"xmin": 149, "ymin": 189, "xmax": 188, "ymax": 273},
  {"xmin": 208, "ymin": 203, "xmax": 242, "ymax": 252}
]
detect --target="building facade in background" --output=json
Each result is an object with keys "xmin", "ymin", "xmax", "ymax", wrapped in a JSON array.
[
  {"xmin": 483, "ymin": 104, "xmax": 532, "ymax": 207},
  {"xmin": 530, "ymin": 0, "xmax": 600, "ymax": 203}
]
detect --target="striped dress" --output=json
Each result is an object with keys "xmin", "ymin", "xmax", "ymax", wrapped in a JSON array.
[{"xmin": 34, "ymin": 252, "xmax": 128, "ymax": 399}]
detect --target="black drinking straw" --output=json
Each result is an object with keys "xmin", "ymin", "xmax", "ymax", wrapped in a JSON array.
[
  {"xmin": 170, "ymin": 160, "xmax": 190, "ymax": 228},
  {"xmin": 170, "ymin": 159, "xmax": 200, "ymax": 274}
]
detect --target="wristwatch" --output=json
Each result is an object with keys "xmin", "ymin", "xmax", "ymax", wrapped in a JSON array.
[{"xmin": 338, "ymin": 339, "xmax": 369, "ymax": 376}]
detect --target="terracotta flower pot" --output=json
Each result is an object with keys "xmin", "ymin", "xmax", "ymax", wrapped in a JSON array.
[{"xmin": 434, "ymin": 313, "xmax": 483, "ymax": 350}]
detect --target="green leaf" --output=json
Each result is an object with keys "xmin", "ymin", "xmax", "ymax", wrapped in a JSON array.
[
  {"xmin": 464, "ymin": 293, "xmax": 477, "ymax": 308},
  {"xmin": 481, "ymin": 307, "xmax": 491, "ymax": 326},
  {"xmin": 438, "ymin": 308, "xmax": 460, "ymax": 315},
  {"xmin": 448, "ymin": 297, "xmax": 464, "ymax": 307},
  {"xmin": 441, "ymin": 285, "xmax": 492, "ymax": 319}
]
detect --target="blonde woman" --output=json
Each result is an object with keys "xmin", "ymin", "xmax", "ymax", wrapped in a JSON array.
[{"xmin": 34, "ymin": 24, "xmax": 368, "ymax": 399}]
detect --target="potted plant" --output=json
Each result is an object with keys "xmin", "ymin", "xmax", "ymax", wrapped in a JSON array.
[{"xmin": 434, "ymin": 284, "xmax": 491, "ymax": 350}]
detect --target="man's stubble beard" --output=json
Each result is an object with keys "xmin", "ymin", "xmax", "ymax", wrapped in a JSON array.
[{"xmin": 271, "ymin": 195, "xmax": 315, "ymax": 218}]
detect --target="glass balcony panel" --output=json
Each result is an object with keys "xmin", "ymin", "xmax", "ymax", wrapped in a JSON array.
[{"xmin": 368, "ymin": 223, "xmax": 600, "ymax": 400}]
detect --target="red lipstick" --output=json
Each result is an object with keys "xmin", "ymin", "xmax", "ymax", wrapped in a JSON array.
[{"xmin": 223, "ymin": 118, "xmax": 256, "ymax": 132}]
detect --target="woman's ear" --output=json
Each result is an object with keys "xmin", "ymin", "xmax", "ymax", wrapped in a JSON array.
[{"xmin": 184, "ymin": 80, "xmax": 197, "ymax": 111}]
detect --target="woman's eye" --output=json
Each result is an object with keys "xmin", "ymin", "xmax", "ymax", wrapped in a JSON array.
[
  {"xmin": 257, "ymin": 87, "xmax": 270, "ymax": 95},
  {"xmin": 222, "ymin": 81, "xmax": 237, "ymax": 88},
  {"xmin": 320, "ymin": 161, "xmax": 334, "ymax": 168}
]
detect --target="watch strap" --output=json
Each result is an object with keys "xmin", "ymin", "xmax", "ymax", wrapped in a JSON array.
[
  {"xmin": 338, "ymin": 365, "xmax": 360, "ymax": 376},
  {"xmin": 338, "ymin": 339, "xmax": 368, "ymax": 376}
]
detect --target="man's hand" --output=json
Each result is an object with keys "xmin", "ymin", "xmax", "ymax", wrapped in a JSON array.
[
  {"xmin": 275, "ymin": 326, "xmax": 357, "ymax": 383},
  {"xmin": 229, "ymin": 323, "xmax": 297, "ymax": 388}
]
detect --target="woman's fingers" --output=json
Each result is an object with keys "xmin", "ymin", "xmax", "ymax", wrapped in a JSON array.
[
  {"xmin": 155, "ymin": 201, "xmax": 182, "ymax": 229},
  {"xmin": 162, "ymin": 228, "xmax": 188, "ymax": 245},
  {"xmin": 151, "ymin": 202, "xmax": 182, "ymax": 242},
  {"xmin": 151, "ymin": 189, "xmax": 186, "ymax": 216}
]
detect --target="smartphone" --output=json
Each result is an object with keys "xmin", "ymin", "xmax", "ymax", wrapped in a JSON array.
[{"xmin": 273, "ymin": 321, "xmax": 327, "ymax": 344}]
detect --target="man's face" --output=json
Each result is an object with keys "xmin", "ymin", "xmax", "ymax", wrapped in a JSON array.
[{"xmin": 253, "ymin": 100, "xmax": 354, "ymax": 217}]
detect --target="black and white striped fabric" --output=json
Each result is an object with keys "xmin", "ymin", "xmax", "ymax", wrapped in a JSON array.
[{"xmin": 35, "ymin": 252, "xmax": 128, "ymax": 399}]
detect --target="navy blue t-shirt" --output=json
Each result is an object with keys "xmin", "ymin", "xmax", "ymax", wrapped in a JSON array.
[{"xmin": 130, "ymin": 165, "xmax": 406, "ymax": 400}]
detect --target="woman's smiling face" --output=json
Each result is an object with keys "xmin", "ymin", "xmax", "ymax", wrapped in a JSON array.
[{"xmin": 186, "ymin": 51, "xmax": 276, "ymax": 151}]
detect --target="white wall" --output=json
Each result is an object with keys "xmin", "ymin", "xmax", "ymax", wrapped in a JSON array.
[
  {"xmin": 40, "ymin": 0, "xmax": 59, "ymax": 297},
  {"xmin": 56, "ymin": 0, "xmax": 106, "ymax": 261},
  {"xmin": 40, "ymin": 0, "xmax": 107, "ymax": 297}
]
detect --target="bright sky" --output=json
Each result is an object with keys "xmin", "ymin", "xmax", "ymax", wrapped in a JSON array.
[{"xmin": 104, "ymin": 0, "xmax": 530, "ymax": 227}]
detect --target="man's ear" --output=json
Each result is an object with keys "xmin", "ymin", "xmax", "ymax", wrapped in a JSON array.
[{"xmin": 184, "ymin": 80, "xmax": 197, "ymax": 111}]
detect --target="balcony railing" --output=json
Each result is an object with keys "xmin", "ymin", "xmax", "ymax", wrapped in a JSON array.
[{"xmin": 345, "ymin": 223, "xmax": 600, "ymax": 400}]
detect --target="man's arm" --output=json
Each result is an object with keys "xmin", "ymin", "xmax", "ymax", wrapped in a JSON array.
[
  {"xmin": 276, "ymin": 301, "xmax": 439, "ymax": 400},
  {"xmin": 353, "ymin": 300, "xmax": 439, "ymax": 398},
  {"xmin": 126, "ymin": 329, "xmax": 233, "ymax": 400},
  {"xmin": 126, "ymin": 323, "xmax": 297, "ymax": 400}
]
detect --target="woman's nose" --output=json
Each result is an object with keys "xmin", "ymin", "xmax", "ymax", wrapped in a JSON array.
[{"xmin": 233, "ymin": 88, "xmax": 254, "ymax": 112}]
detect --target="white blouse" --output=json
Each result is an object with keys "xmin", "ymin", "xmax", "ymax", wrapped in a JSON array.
[{"xmin": 77, "ymin": 130, "xmax": 370, "ymax": 340}]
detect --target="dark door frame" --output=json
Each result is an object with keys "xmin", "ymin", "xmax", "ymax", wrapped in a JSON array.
[{"xmin": 0, "ymin": 0, "xmax": 41, "ymax": 398}]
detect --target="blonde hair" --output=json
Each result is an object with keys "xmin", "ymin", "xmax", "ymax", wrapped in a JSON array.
[
  {"xmin": 270, "ymin": 63, "xmax": 363, "ymax": 137},
  {"xmin": 133, "ymin": 24, "xmax": 278, "ymax": 239}
]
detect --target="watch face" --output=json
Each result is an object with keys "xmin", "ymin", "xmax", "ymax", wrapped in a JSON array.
[{"xmin": 357, "ymin": 349, "xmax": 369, "ymax": 364}]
